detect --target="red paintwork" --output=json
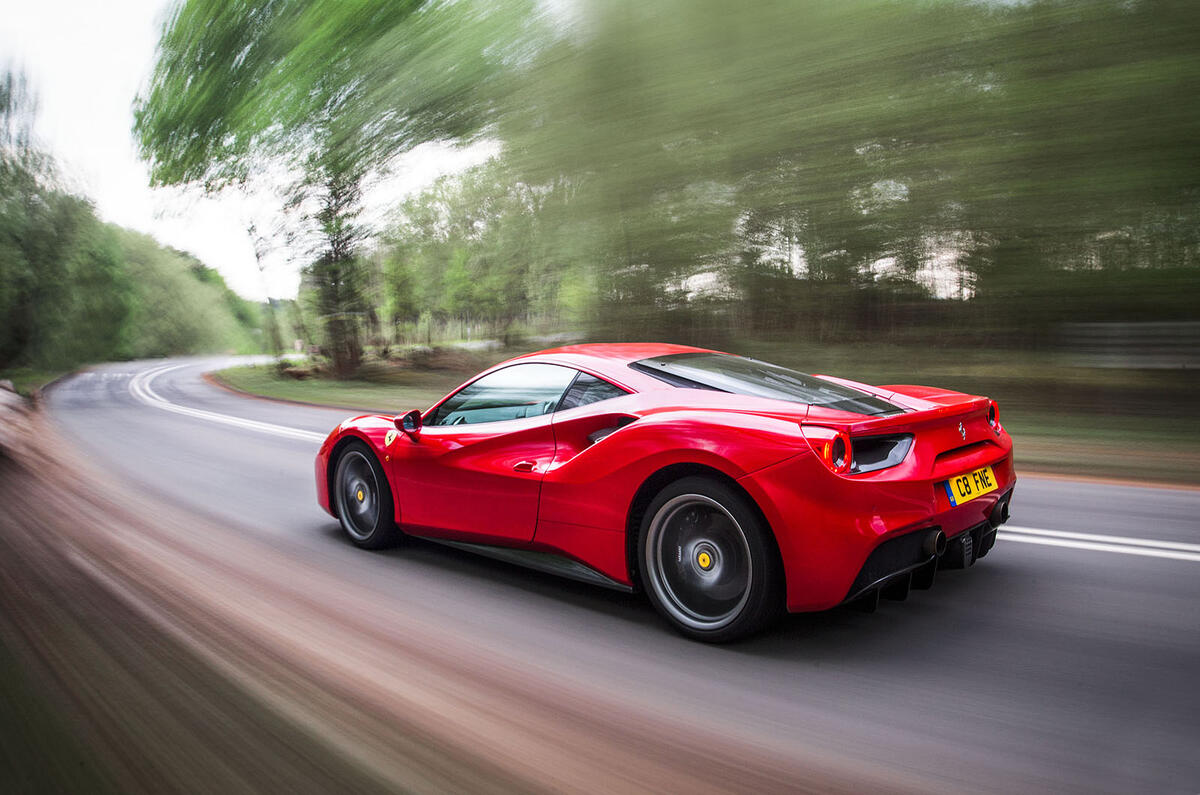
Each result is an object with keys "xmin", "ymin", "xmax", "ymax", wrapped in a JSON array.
[{"xmin": 315, "ymin": 343, "xmax": 1016, "ymax": 612}]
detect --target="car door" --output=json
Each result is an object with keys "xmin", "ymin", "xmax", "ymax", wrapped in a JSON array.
[{"xmin": 389, "ymin": 362, "xmax": 577, "ymax": 543}]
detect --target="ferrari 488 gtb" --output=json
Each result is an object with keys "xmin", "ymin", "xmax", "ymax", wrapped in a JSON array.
[{"xmin": 317, "ymin": 344, "xmax": 1014, "ymax": 641}]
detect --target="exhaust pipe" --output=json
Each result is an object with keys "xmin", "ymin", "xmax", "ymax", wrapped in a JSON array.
[
  {"xmin": 923, "ymin": 529, "xmax": 947, "ymax": 558},
  {"xmin": 989, "ymin": 495, "xmax": 1011, "ymax": 528}
]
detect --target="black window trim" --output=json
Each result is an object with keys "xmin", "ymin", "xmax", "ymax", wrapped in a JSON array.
[
  {"xmin": 628, "ymin": 360, "xmax": 728, "ymax": 392},
  {"xmin": 553, "ymin": 370, "xmax": 584, "ymax": 413},
  {"xmin": 554, "ymin": 368, "xmax": 632, "ymax": 413}
]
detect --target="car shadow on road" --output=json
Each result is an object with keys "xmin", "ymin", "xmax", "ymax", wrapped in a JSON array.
[
  {"xmin": 317, "ymin": 521, "xmax": 657, "ymax": 624},
  {"xmin": 318, "ymin": 520, "xmax": 1025, "ymax": 655},
  {"xmin": 737, "ymin": 561, "xmax": 1024, "ymax": 662}
]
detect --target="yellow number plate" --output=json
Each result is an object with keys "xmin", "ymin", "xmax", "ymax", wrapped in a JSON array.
[{"xmin": 944, "ymin": 465, "xmax": 998, "ymax": 507}]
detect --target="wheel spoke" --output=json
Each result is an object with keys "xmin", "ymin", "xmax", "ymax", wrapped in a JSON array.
[
  {"xmin": 646, "ymin": 494, "xmax": 752, "ymax": 631},
  {"xmin": 336, "ymin": 451, "xmax": 380, "ymax": 541}
]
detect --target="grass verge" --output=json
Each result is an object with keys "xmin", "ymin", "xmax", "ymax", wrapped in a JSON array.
[
  {"xmin": 211, "ymin": 363, "xmax": 466, "ymax": 413},
  {"xmin": 0, "ymin": 367, "xmax": 70, "ymax": 398}
]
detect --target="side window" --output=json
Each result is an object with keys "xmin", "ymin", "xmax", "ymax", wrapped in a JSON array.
[
  {"xmin": 429, "ymin": 364, "xmax": 577, "ymax": 426},
  {"xmin": 558, "ymin": 372, "xmax": 628, "ymax": 411}
]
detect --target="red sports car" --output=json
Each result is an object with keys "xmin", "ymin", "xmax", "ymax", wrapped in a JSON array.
[{"xmin": 316, "ymin": 343, "xmax": 1014, "ymax": 641}]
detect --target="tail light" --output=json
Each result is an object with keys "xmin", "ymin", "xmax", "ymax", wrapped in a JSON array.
[
  {"xmin": 987, "ymin": 400, "xmax": 1001, "ymax": 435},
  {"xmin": 802, "ymin": 426, "xmax": 913, "ymax": 475},
  {"xmin": 801, "ymin": 425, "xmax": 852, "ymax": 474},
  {"xmin": 851, "ymin": 434, "xmax": 913, "ymax": 473}
]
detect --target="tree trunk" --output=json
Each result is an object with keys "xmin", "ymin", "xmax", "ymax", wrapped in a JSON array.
[{"xmin": 312, "ymin": 168, "xmax": 365, "ymax": 379}]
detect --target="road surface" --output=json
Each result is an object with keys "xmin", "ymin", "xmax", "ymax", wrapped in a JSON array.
[{"xmin": 44, "ymin": 357, "xmax": 1200, "ymax": 793}]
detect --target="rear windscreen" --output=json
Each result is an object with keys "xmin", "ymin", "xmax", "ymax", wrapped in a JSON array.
[{"xmin": 630, "ymin": 352, "xmax": 901, "ymax": 416}]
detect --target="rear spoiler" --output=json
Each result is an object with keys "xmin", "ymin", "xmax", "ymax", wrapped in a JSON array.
[{"xmin": 806, "ymin": 394, "xmax": 990, "ymax": 436}]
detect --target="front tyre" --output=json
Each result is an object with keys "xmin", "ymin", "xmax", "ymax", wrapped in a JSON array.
[
  {"xmin": 333, "ymin": 441, "xmax": 400, "ymax": 549},
  {"xmin": 639, "ymin": 476, "xmax": 782, "ymax": 642}
]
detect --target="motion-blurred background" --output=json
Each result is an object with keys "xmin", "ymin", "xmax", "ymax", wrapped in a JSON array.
[
  {"xmin": 3, "ymin": 0, "xmax": 1198, "ymax": 482},
  {"xmin": 4, "ymin": 4, "xmax": 1200, "ymax": 792}
]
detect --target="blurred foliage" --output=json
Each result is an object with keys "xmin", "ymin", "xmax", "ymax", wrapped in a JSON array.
[
  {"xmin": 375, "ymin": 0, "xmax": 1200, "ymax": 345},
  {"xmin": 0, "ymin": 67, "xmax": 262, "ymax": 373},
  {"xmin": 380, "ymin": 160, "xmax": 566, "ymax": 340},
  {"xmin": 111, "ymin": 229, "xmax": 262, "ymax": 359},
  {"xmin": 135, "ymin": 0, "xmax": 535, "ymax": 374},
  {"xmin": 134, "ymin": 0, "xmax": 1200, "ymax": 365}
]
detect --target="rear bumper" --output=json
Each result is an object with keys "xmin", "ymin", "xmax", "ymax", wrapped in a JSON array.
[
  {"xmin": 739, "ymin": 449, "xmax": 1016, "ymax": 612},
  {"xmin": 840, "ymin": 493, "xmax": 1009, "ymax": 607}
]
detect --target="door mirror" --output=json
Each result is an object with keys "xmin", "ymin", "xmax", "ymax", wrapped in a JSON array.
[{"xmin": 396, "ymin": 409, "xmax": 422, "ymax": 437}]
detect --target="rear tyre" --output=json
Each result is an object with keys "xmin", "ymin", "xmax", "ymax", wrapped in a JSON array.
[
  {"xmin": 333, "ymin": 441, "xmax": 401, "ymax": 549},
  {"xmin": 639, "ymin": 476, "xmax": 783, "ymax": 642}
]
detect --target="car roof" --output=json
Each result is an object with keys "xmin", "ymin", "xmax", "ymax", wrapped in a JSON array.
[
  {"xmin": 504, "ymin": 342, "xmax": 720, "ymax": 390},
  {"xmin": 525, "ymin": 342, "xmax": 713, "ymax": 364}
]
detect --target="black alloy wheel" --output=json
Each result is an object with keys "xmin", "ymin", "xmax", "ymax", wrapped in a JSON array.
[
  {"xmin": 639, "ymin": 476, "xmax": 782, "ymax": 642},
  {"xmin": 333, "ymin": 441, "xmax": 400, "ymax": 549}
]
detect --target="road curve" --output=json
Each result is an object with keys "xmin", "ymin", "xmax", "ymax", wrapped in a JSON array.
[{"xmin": 45, "ymin": 357, "xmax": 1200, "ymax": 793}]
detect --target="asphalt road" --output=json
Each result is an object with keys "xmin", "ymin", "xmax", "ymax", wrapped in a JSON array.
[{"xmin": 46, "ymin": 357, "xmax": 1200, "ymax": 793}]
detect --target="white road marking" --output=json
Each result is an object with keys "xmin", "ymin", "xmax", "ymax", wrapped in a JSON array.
[
  {"xmin": 999, "ymin": 528, "xmax": 1200, "ymax": 563},
  {"xmin": 128, "ymin": 362, "xmax": 327, "ymax": 444},
  {"xmin": 125, "ymin": 362, "xmax": 1200, "ymax": 563},
  {"xmin": 1001, "ymin": 525, "xmax": 1200, "ymax": 554}
]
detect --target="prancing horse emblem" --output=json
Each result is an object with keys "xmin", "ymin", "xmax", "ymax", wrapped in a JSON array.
[{"xmin": 958, "ymin": 421, "xmax": 967, "ymax": 441}]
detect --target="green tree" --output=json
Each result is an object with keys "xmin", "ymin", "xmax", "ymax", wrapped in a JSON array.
[
  {"xmin": 1, "ymin": 68, "xmax": 133, "ymax": 369},
  {"xmin": 111, "ymin": 228, "xmax": 260, "ymax": 358},
  {"xmin": 489, "ymin": 0, "xmax": 1200, "ymax": 340},
  {"xmin": 135, "ymin": 0, "xmax": 535, "ymax": 375},
  {"xmin": 2, "ymin": 66, "xmax": 263, "ymax": 372}
]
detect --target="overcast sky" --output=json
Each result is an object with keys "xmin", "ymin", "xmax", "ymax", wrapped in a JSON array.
[{"xmin": 0, "ymin": 0, "xmax": 494, "ymax": 301}]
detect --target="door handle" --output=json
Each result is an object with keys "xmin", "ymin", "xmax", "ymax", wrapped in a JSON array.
[{"xmin": 513, "ymin": 460, "xmax": 538, "ymax": 473}]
